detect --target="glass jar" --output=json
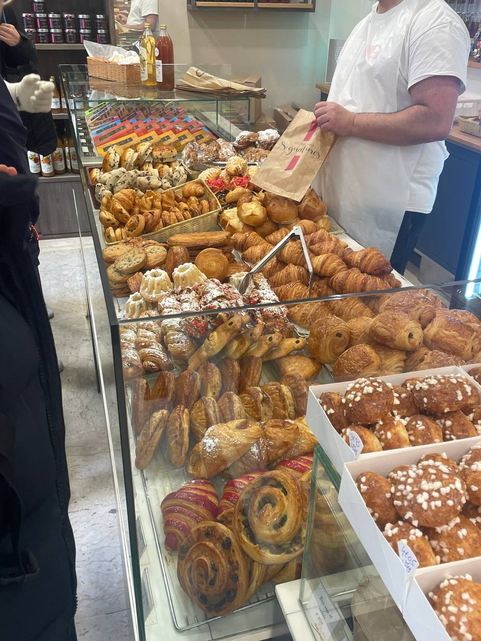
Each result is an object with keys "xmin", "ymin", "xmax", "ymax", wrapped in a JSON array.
[
  {"xmin": 50, "ymin": 28, "xmax": 64, "ymax": 44},
  {"xmin": 95, "ymin": 14, "xmax": 108, "ymax": 31},
  {"xmin": 35, "ymin": 13, "xmax": 48, "ymax": 29},
  {"xmin": 78, "ymin": 14, "xmax": 92, "ymax": 30},
  {"xmin": 64, "ymin": 28, "xmax": 77, "ymax": 44},
  {"xmin": 79, "ymin": 28, "xmax": 92, "ymax": 44},
  {"xmin": 62, "ymin": 13, "xmax": 75, "ymax": 29},
  {"xmin": 22, "ymin": 13, "xmax": 36, "ymax": 29},
  {"xmin": 24, "ymin": 28, "xmax": 38, "ymax": 42},
  {"xmin": 96, "ymin": 29, "xmax": 109, "ymax": 44},
  {"xmin": 37, "ymin": 28, "xmax": 49, "ymax": 43},
  {"xmin": 48, "ymin": 13, "xmax": 61, "ymax": 29},
  {"xmin": 32, "ymin": 1, "xmax": 45, "ymax": 12}
]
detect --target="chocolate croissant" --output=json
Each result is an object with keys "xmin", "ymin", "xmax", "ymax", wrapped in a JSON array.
[
  {"xmin": 379, "ymin": 291, "xmax": 436, "ymax": 328},
  {"xmin": 369, "ymin": 312, "xmax": 423, "ymax": 351},
  {"xmin": 424, "ymin": 309, "xmax": 481, "ymax": 360},
  {"xmin": 344, "ymin": 246, "xmax": 392, "ymax": 276},
  {"xmin": 308, "ymin": 315, "xmax": 350, "ymax": 364}
]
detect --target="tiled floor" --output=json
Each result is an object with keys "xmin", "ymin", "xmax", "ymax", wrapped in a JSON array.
[{"xmin": 39, "ymin": 237, "xmax": 134, "ymax": 641}]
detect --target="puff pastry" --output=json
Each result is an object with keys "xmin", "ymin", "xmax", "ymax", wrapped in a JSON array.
[
  {"xmin": 188, "ymin": 314, "xmax": 244, "ymax": 370},
  {"xmin": 379, "ymin": 291, "xmax": 436, "ymax": 328},
  {"xmin": 308, "ymin": 315, "xmax": 350, "ymax": 364},
  {"xmin": 198, "ymin": 362, "xmax": 222, "ymax": 400},
  {"xmin": 166, "ymin": 405, "xmax": 190, "ymax": 468},
  {"xmin": 280, "ymin": 374, "xmax": 308, "ymax": 416},
  {"xmin": 332, "ymin": 345, "xmax": 381, "ymax": 382},
  {"xmin": 424, "ymin": 309, "xmax": 481, "ymax": 360},
  {"xmin": 274, "ymin": 354, "xmax": 321, "ymax": 381},
  {"xmin": 261, "ymin": 383, "xmax": 296, "ymax": 420},
  {"xmin": 190, "ymin": 397, "xmax": 221, "ymax": 442},
  {"xmin": 369, "ymin": 312, "xmax": 423, "ymax": 352},
  {"xmin": 135, "ymin": 409, "xmax": 169, "ymax": 469},
  {"xmin": 240, "ymin": 387, "xmax": 274, "ymax": 422},
  {"xmin": 344, "ymin": 246, "xmax": 392, "ymax": 276},
  {"xmin": 223, "ymin": 323, "xmax": 265, "ymax": 360},
  {"xmin": 217, "ymin": 391, "xmax": 246, "ymax": 423}
]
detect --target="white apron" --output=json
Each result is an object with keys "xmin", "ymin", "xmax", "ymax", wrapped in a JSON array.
[{"xmin": 318, "ymin": 0, "xmax": 431, "ymax": 257}]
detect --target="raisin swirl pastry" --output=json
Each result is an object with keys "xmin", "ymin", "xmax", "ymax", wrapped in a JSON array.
[
  {"xmin": 234, "ymin": 470, "xmax": 306, "ymax": 564},
  {"xmin": 177, "ymin": 522, "xmax": 248, "ymax": 616}
]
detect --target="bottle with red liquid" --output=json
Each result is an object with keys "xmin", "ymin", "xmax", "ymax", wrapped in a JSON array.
[{"xmin": 156, "ymin": 25, "xmax": 175, "ymax": 92}]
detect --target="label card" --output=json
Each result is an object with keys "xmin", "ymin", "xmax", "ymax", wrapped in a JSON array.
[
  {"xmin": 349, "ymin": 431, "xmax": 364, "ymax": 458},
  {"xmin": 398, "ymin": 541, "xmax": 419, "ymax": 576}
]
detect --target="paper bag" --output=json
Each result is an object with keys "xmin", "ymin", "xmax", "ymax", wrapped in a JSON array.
[
  {"xmin": 178, "ymin": 67, "xmax": 266, "ymax": 97},
  {"xmin": 253, "ymin": 109, "xmax": 337, "ymax": 202}
]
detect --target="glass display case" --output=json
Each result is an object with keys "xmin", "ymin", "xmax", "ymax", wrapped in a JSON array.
[{"xmin": 62, "ymin": 67, "xmax": 481, "ymax": 641}]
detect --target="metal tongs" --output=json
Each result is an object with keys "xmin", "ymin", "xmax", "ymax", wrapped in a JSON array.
[{"xmin": 238, "ymin": 225, "xmax": 313, "ymax": 296}]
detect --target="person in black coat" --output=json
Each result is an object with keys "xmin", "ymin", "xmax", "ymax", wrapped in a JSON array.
[{"xmin": 0, "ymin": 0, "xmax": 38, "ymax": 80}]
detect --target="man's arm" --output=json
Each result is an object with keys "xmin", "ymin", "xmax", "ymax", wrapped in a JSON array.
[
  {"xmin": 314, "ymin": 75, "xmax": 460, "ymax": 146},
  {"xmin": 125, "ymin": 14, "xmax": 158, "ymax": 31}
]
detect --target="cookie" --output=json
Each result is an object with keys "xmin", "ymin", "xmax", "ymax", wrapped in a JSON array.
[
  {"xmin": 114, "ymin": 248, "xmax": 147, "ymax": 275},
  {"xmin": 107, "ymin": 264, "xmax": 130, "ymax": 284},
  {"xmin": 102, "ymin": 243, "xmax": 132, "ymax": 263},
  {"xmin": 145, "ymin": 245, "xmax": 168, "ymax": 269}
]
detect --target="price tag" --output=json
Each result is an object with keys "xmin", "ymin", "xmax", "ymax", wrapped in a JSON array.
[
  {"xmin": 306, "ymin": 582, "xmax": 352, "ymax": 641},
  {"xmin": 349, "ymin": 430, "xmax": 364, "ymax": 458},
  {"xmin": 398, "ymin": 541, "xmax": 419, "ymax": 576}
]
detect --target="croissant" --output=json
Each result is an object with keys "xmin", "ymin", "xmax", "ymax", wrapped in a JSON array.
[
  {"xmin": 311, "ymin": 279, "xmax": 336, "ymax": 298},
  {"xmin": 261, "ymin": 258, "xmax": 285, "ymax": 279},
  {"xmin": 182, "ymin": 182, "xmax": 205, "ymax": 198},
  {"xmin": 329, "ymin": 268, "xmax": 394, "ymax": 294},
  {"xmin": 242, "ymin": 242, "xmax": 272, "ymax": 264},
  {"xmin": 344, "ymin": 246, "xmax": 392, "ymax": 276},
  {"xmin": 346, "ymin": 317, "xmax": 374, "ymax": 347},
  {"xmin": 308, "ymin": 315, "xmax": 350, "ymax": 364},
  {"xmin": 298, "ymin": 188, "xmax": 327, "ymax": 222},
  {"xmin": 332, "ymin": 344, "xmax": 381, "ymax": 382},
  {"xmin": 244, "ymin": 231, "xmax": 270, "ymax": 250},
  {"xmin": 311, "ymin": 253, "xmax": 348, "ymax": 278},
  {"xmin": 161, "ymin": 479, "xmax": 219, "ymax": 551},
  {"xmin": 309, "ymin": 240, "xmax": 346, "ymax": 259},
  {"xmin": 265, "ymin": 227, "xmax": 291, "ymax": 245},
  {"xmin": 378, "ymin": 291, "xmax": 436, "ymax": 328},
  {"xmin": 288, "ymin": 301, "xmax": 332, "ymax": 328},
  {"xmin": 245, "ymin": 332, "xmax": 283, "ymax": 358},
  {"xmin": 273, "ymin": 281, "xmax": 310, "ymax": 301},
  {"xmin": 278, "ymin": 241, "xmax": 307, "ymax": 267},
  {"xmin": 424, "ymin": 309, "xmax": 481, "ymax": 360},
  {"xmin": 328, "ymin": 297, "xmax": 375, "ymax": 321},
  {"xmin": 255, "ymin": 218, "xmax": 278, "ymax": 238},
  {"xmin": 188, "ymin": 314, "xmax": 244, "ymax": 370},
  {"xmin": 268, "ymin": 264, "xmax": 309, "ymax": 288},
  {"xmin": 369, "ymin": 343, "xmax": 406, "ymax": 374},
  {"xmin": 306, "ymin": 228, "xmax": 346, "ymax": 250},
  {"xmin": 112, "ymin": 188, "xmax": 135, "ymax": 211},
  {"xmin": 265, "ymin": 192, "xmax": 299, "ymax": 225},
  {"xmin": 186, "ymin": 419, "xmax": 264, "ymax": 478},
  {"xmin": 369, "ymin": 312, "xmax": 423, "ymax": 351}
]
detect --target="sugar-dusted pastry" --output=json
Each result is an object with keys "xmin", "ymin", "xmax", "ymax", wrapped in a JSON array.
[
  {"xmin": 319, "ymin": 392, "xmax": 349, "ymax": 433},
  {"xmin": 188, "ymin": 314, "xmax": 244, "ymax": 371},
  {"xmin": 274, "ymin": 354, "xmax": 322, "ymax": 381},
  {"xmin": 240, "ymin": 386, "xmax": 274, "ymax": 422},
  {"xmin": 234, "ymin": 471, "xmax": 306, "ymax": 564},
  {"xmin": 234, "ymin": 130, "xmax": 259, "ymax": 150},
  {"xmin": 332, "ymin": 345, "xmax": 381, "ymax": 383},
  {"xmin": 172, "ymin": 263, "xmax": 207, "ymax": 291},
  {"xmin": 190, "ymin": 397, "xmax": 220, "ymax": 442},
  {"xmin": 276, "ymin": 454, "xmax": 314, "ymax": 479},
  {"xmin": 280, "ymin": 374, "xmax": 308, "ymax": 416},
  {"xmin": 177, "ymin": 521, "xmax": 248, "ymax": 616},
  {"xmin": 427, "ymin": 514, "xmax": 481, "ymax": 563},
  {"xmin": 368, "ymin": 312, "xmax": 423, "ymax": 352},
  {"xmin": 424, "ymin": 309, "xmax": 481, "ymax": 360},
  {"xmin": 460, "ymin": 443, "xmax": 481, "ymax": 506},
  {"xmin": 340, "ymin": 426, "xmax": 382, "ymax": 453},
  {"xmin": 437, "ymin": 410, "xmax": 477, "ymax": 441},
  {"xmin": 356, "ymin": 471, "xmax": 399, "ymax": 529},
  {"xmin": 261, "ymin": 382, "xmax": 296, "ymax": 420},
  {"xmin": 308, "ymin": 315, "xmax": 350, "ymax": 364},
  {"xmin": 344, "ymin": 246, "xmax": 392, "ymax": 276},
  {"xmin": 161, "ymin": 479, "xmax": 219, "ymax": 551},
  {"xmin": 174, "ymin": 370, "xmax": 201, "ymax": 410},
  {"xmin": 469, "ymin": 366, "xmax": 481, "ymax": 385},
  {"xmin": 405, "ymin": 415, "xmax": 443, "ymax": 446},
  {"xmin": 417, "ymin": 452, "xmax": 461, "ymax": 475},
  {"xmin": 464, "ymin": 503, "xmax": 481, "ymax": 530},
  {"xmin": 389, "ymin": 463, "xmax": 467, "ymax": 528},
  {"xmin": 151, "ymin": 370, "xmax": 176, "ymax": 411},
  {"xmin": 219, "ymin": 357, "xmax": 241, "ymax": 395},
  {"xmin": 140, "ymin": 269, "xmax": 173, "ymax": 303},
  {"xmin": 383, "ymin": 521, "xmax": 437, "ymax": 567},
  {"xmin": 166, "ymin": 405, "xmax": 190, "ymax": 468},
  {"xmin": 430, "ymin": 575, "xmax": 481, "ymax": 641},
  {"xmin": 406, "ymin": 374, "xmax": 479, "ymax": 414},
  {"xmin": 373, "ymin": 415, "xmax": 410, "ymax": 450},
  {"xmin": 297, "ymin": 187, "xmax": 327, "ymax": 222},
  {"xmin": 186, "ymin": 419, "xmax": 264, "ymax": 478},
  {"xmin": 138, "ymin": 343, "xmax": 172, "ymax": 374},
  {"xmin": 217, "ymin": 391, "xmax": 246, "ymax": 423},
  {"xmin": 131, "ymin": 378, "xmax": 151, "ymax": 436},
  {"xmin": 218, "ymin": 470, "xmax": 266, "ymax": 514},
  {"xmin": 198, "ymin": 361, "xmax": 222, "ymax": 400},
  {"xmin": 135, "ymin": 409, "xmax": 169, "ymax": 470},
  {"xmin": 344, "ymin": 377, "xmax": 394, "ymax": 424}
]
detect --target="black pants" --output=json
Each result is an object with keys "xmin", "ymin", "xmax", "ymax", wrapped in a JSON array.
[{"xmin": 390, "ymin": 211, "xmax": 428, "ymax": 275}]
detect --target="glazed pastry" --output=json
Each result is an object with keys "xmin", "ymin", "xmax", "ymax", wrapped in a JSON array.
[
  {"xmin": 125, "ymin": 214, "xmax": 146, "ymax": 238},
  {"xmin": 311, "ymin": 253, "xmax": 348, "ymax": 278},
  {"xmin": 124, "ymin": 292, "xmax": 148, "ymax": 320},
  {"xmin": 186, "ymin": 419, "xmax": 264, "ymax": 478},
  {"xmin": 151, "ymin": 370, "xmax": 176, "ymax": 411},
  {"xmin": 198, "ymin": 362, "xmax": 222, "ymax": 400},
  {"xmin": 280, "ymin": 374, "xmax": 308, "ymax": 416},
  {"xmin": 426, "ymin": 515, "xmax": 481, "ymax": 563},
  {"xmin": 172, "ymin": 263, "xmax": 207, "ymax": 291},
  {"xmin": 340, "ymin": 426, "xmax": 382, "ymax": 453},
  {"xmin": 383, "ymin": 521, "xmax": 437, "ymax": 567},
  {"xmin": 414, "ymin": 349, "xmax": 464, "ymax": 371},
  {"xmin": 344, "ymin": 378, "xmax": 394, "ymax": 424},
  {"xmin": 276, "ymin": 454, "xmax": 314, "ymax": 479},
  {"xmin": 437, "ymin": 410, "xmax": 477, "ymax": 441},
  {"xmin": 424, "ymin": 309, "xmax": 481, "ymax": 360},
  {"xmin": 194, "ymin": 248, "xmax": 229, "ymax": 281},
  {"xmin": 368, "ymin": 312, "xmax": 423, "ymax": 351},
  {"xmin": 430, "ymin": 576, "xmax": 481, "ymax": 641},
  {"xmin": 389, "ymin": 463, "xmax": 467, "ymax": 527},
  {"xmin": 166, "ymin": 405, "xmax": 190, "ymax": 468},
  {"xmin": 346, "ymin": 317, "xmax": 374, "ymax": 347},
  {"xmin": 344, "ymin": 247, "xmax": 392, "ymax": 276},
  {"xmin": 245, "ymin": 332, "xmax": 283, "ymax": 358},
  {"xmin": 391, "ymin": 385, "xmax": 418, "ymax": 417},
  {"xmin": 379, "ymin": 291, "xmax": 436, "ymax": 328},
  {"xmin": 268, "ymin": 264, "xmax": 309, "ymax": 289},
  {"xmin": 356, "ymin": 471, "xmax": 400, "ymax": 529},
  {"xmin": 188, "ymin": 315, "xmax": 244, "ymax": 371},
  {"xmin": 274, "ymin": 354, "xmax": 321, "ymax": 381},
  {"xmin": 332, "ymin": 344, "xmax": 381, "ymax": 382},
  {"xmin": 190, "ymin": 397, "xmax": 221, "ymax": 442},
  {"xmin": 219, "ymin": 357, "xmax": 241, "ymax": 395},
  {"xmin": 319, "ymin": 392, "xmax": 349, "ymax": 433},
  {"xmin": 373, "ymin": 415, "xmax": 410, "ymax": 450},
  {"xmin": 308, "ymin": 315, "xmax": 350, "ymax": 364},
  {"xmin": 234, "ymin": 471, "xmax": 306, "ymax": 564},
  {"xmin": 369, "ymin": 343, "xmax": 406, "ymax": 374},
  {"xmin": 460, "ymin": 443, "xmax": 481, "ymax": 506},
  {"xmin": 135, "ymin": 409, "xmax": 169, "ymax": 469},
  {"xmin": 265, "ymin": 192, "xmax": 299, "ymax": 225},
  {"xmin": 261, "ymin": 383, "xmax": 296, "ymax": 420},
  {"xmin": 282, "ymin": 417, "xmax": 318, "ymax": 460},
  {"xmin": 174, "ymin": 370, "xmax": 201, "ymax": 410},
  {"xmin": 217, "ymin": 391, "xmax": 246, "ymax": 423},
  {"xmin": 405, "ymin": 374, "xmax": 479, "ymax": 414},
  {"xmin": 165, "ymin": 246, "xmax": 190, "ymax": 278},
  {"xmin": 218, "ymin": 470, "xmax": 266, "ymax": 514},
  {"xmin": 240, "ymin": 387, "xmax": 274, "ymax": 422},
  {"xmin": 131, "ymin": 378, "xmax": 151, "ymax": 436},
  {"xmin": 177, "ymin": 521, "xmax": 248, "ymax": 616},
  {"xmin": 297, "ymin": 188, "xmax": 327, "ymax": 222},
  {"xmin": 161, "ymin": 479, "xmax": 219, "ymax": 551},
  {"xmin": 239, "ymin": 355, "xmax": 263, "ymax": 393},
  {"xmin": 223, "ymin": 323, "xmax": 265, "ymax": 360}
]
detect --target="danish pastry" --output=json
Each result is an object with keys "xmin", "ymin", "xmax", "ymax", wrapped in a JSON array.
[
  {"xmin": 383, "ymin": 521, "xmax": 437, "ymax": 567},
  {"xmin": 166, "ymin": 405, "xmax": 190, "ymax": 468},
  {"xmin": 218, "ymin": 470, "xmax": 266, "ymax": 514},
  {"xmin": 356, "ymin": 471, "xmax": 400, "ymax": 529},
  {"xmin": 239, "ymin": 355, "xmax": 263, "ymax": 392},
  {"xmin": 276, "ymin": 454, "xmax": 314, "ymax": 479},
  {"xmin": 174, "ymin": 370, "xmax": 201, "ymax": 410}
]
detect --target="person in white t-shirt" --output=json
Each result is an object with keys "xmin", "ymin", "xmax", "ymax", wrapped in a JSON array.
[
  {"xmin": 315, "ymin": 0, "xmax": 470, "ymax": 274},
  {"xmin": 120, "ymin": 0, "xmax": 158, "ymax": 32}
]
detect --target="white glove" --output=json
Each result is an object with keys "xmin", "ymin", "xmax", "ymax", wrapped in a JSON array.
[{"xmin": 5, "ymin": 74, "xmax": 55, "ymax": 113}]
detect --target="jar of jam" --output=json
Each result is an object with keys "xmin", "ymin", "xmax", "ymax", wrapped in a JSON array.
[
  {"xmin": 96, "ymin": 29, "xmax": 109, "ymax": 44},
  {"xmin": 22, "ymin": 13, "xmax": 35, "ymax": 29},
  {"xmin": 37, "ymin": 28, "xmax": 49, "ymax": 43},
  {"xmin": 62, "ymin": 13, "xmax": 75, "ymax": 29},
  {"xmin": 64, "ymin": 29, "xmax": 77, "ymax": 44},
  {"xmin": 50, "ymin": 29, "xmax": 64, "ymax": 44},
  {"xmin": 95, "ymin": 15, "xmax": 108, "ymax": 31},
  {"xmin": 78, "ymin": 14, "xmax": 91, "ymax": 30},
  {"xmin": 25, "ymin": 28, "xmax": 38, "ymax": 43},
  {"xmin": 48, "ymin": 13, "xmax": 61, "ymax": 29},
  {"xmin": 32, "ymin": 1, "xmax": 45, "ymax": 12},
  {"xmin": 79, "ymin": 28, "xmax": 92, "ymax": 44},
  {"xmin": 36, "ymin": 13, "xmax": 48, "ymax": 29}
]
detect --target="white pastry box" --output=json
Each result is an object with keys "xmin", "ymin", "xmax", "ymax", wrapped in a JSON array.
[
  {"xmin": 306, "ymin": 366, "xmax": 481, "ymax": 476},
  {"xmin": 338, "ymin": 440, "xmax": 481, "ymax": 641}
]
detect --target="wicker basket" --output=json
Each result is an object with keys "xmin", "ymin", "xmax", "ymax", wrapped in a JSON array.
[
  {"xmin": 87, "ymin": 56, "xmax": 141, "ymax": 84},
  {"xmin": 458, "ymin": 116, "xmax": 481, "ymax": 138}
]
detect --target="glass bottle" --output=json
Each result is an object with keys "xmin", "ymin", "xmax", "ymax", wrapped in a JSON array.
[
  {"xmin": 53, "ymin": 133, "xmax": 66, "ymax": 174},
  {"xmin": 27, "ymin": 150, "xmax": 41, "ymax": 174},
  {"xmin": 50, "ymin": 75, "xmax": 61, "ymax": 113},
  {"xmin": 69, "ymin": 135, "xmax": 79, "ymax": 174},
  {"xmin": 40, "ymin": 153, "xmax": 55, "ymax": 177},
  {"xmin": 155, "ymin": 24, "xmax": 175, "ymax": 92},
  {"xmin": 139, "ymin": 23, "xmax": 156, "ymax": 88},
  {"xmin": 62, "ymin": 131, "xmax": 71, "ymax": 172}
]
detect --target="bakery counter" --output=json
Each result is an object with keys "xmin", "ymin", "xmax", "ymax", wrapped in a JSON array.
[{"xmin": 448, "ymin": 123, "xmax": 481, "ymax": 153}]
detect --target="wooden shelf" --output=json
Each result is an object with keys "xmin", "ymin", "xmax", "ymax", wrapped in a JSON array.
[
  {"xmin": 258, "ymin": 2, "xmax": 313, "ymax": 7},
  {"xmin": 190, "ymin": 0, "xmax": 315, "ymax": 10},
  {"xmin": 469, "ymin": 59, "xmax": 481, "ymax": 69},
  {"xmin": 36, "ymin": 44, "xmax": 86, "ymax": 51}
]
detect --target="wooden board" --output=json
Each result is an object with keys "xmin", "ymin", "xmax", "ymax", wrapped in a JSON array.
[{"xmin": 448, "ymin": 123, "xmax": 481, "ymax": 154}]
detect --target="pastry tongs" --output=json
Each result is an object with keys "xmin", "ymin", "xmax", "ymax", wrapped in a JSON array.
[{"xmin": 238, "ymin": 225, "xmax": 313, "ymax": 296}]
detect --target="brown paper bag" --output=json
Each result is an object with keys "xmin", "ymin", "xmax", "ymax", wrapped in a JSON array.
[{"xmin": 253, "ymin": 109, "xmax": 337, "ymax": 202}]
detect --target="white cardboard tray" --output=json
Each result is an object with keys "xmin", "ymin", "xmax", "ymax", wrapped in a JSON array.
[
  {"xmin": 339, "ymin": 439, "xmax": 481, "ymax": 641},
  {"xmin": 306, "ymin": 366, "xmax": 481, "ymax": 476}
]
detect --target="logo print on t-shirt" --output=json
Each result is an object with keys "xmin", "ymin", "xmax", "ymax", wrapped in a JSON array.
[{"xmin": 367, "ymin": 44, "xmax": 382, "ymax": 59}]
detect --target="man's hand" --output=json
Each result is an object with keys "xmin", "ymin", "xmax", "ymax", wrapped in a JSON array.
[
  {"xmin": 0, "ymin": 23, "xmax": 21, "ymax": 47},
  {"xmin": 15, "ymin": 75, "xmax": 54, "ymax": 113},
  {"xmin": 0, "ymin": 165, "xmax": 17, "ymax": 176},
  {"xmin": 314, "ymin": 101, "xmax": 356, "ymax": 137}
]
